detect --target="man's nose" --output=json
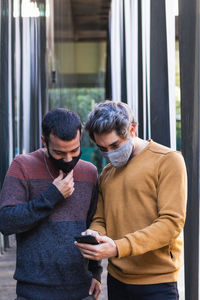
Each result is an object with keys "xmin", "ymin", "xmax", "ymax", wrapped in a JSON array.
[{"xmin": 63, "ymin": 153, "xmax": 72, "ymax": 162}]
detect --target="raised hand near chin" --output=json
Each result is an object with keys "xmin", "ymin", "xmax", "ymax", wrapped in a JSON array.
[{"xmin": 53, "ymin": 170, "xmax": 74, "ymax": 198}]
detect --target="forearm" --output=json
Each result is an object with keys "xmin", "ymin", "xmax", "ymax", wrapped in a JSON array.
[
  {"xmin": 115, "ymin": 213, "xmax": 185, "ymax": 258},
  {"xmin": 89, "ymin": 218, "xmax": 107, "ymax": 236},
  {"xmin": 0, "ymin": 184, "xmax": 64, "ymax": 235},
  {"xmin": 89, "ymin": 191, "xmax": 107, "ymax": 236}
]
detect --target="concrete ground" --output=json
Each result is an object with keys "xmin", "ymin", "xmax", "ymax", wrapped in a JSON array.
[
  {"xmin": 0, "ymin": 239, "xmax": 184, "ymax": 300},
  {"xmin": 0, "ymin": 237, "xmax": 16, "ymax": 300}
]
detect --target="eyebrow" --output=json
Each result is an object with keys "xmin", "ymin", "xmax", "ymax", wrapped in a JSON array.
[
  {"xmin": 96, "ymin": 139, "xmax": 120, "ymax": 149},
  {"xmin": 53, "ymin": 145, "xmax": 80, "ymax": 153}
]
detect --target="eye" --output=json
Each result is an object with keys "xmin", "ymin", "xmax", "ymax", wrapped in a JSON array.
[
  {"xmin": 71, "ymin": 149, "xmax": 78, "ymax": 153},
  {"xmin": 99, "ymin": 147, "xmax": 107, "ymax": 152},
  {"xmin": 53, "ymin": 151, "xmax": 64, "ymax": 155},
  {"xmin": 71, "ymin": 147, "xmax": 80, "ymax": 153},
  {"xmin": 110, "ymin": 144, "xmax": 119, "ymax": 150}
]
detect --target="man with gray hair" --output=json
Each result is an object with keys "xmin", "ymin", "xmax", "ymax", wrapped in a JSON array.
[{"xmin": 75, "ymin": 100, "xmax": 187, "ymax": 300}]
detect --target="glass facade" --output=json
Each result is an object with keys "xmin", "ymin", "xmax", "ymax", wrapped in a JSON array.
[
  {"xmin": 46, "ymin": 0, "xmax": 110, "ymax": 171},
  {"xmin": 0, "ymin": 0, "xmax": 110, "ymax": 176}
]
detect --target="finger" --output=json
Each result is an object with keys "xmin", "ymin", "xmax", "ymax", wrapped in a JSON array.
[
  {"xmin": 63, "ymin": 170, "xmax": 73, "ymax": 181},
  {"xmin": 96, "ymin": 235, "xmax": 109, "ymax": 243},
  {"xmin": 81, "ymin": 230, "xmax": 98, "ymax": 237},
  {"xmin": 89, "ymin": 280, "xmax": 95, "ymax": 295},
  {"xmin": 69, "ymin": 187, "xmax": 74, "ymax": 195},
  {"xmin": 94, "ymin": 286, "xmax": 101, "ymax": 299},
  {"xmin": 69, "ymin": 178, "xmax": 75, "ymax": 187},
  {"xmin": 75, "ymin": 242, "xmax": 98, "ymax": 251},
  {"xmin": 74, "ymin": 243, "xmax": 97, "ymax": 258},
  {"xmin": 79, "ymin": 249, "xmax": 99, "ymax": 260},
  {"xmin": 81, "ymin": 230, "xmax": 91, "ymax": 236},
  {"xmin": 79, "ymin": 248, "xmax": 96, "ymax": 256},
  {"xmin": 62, "ymin": 177, "xmax": 74, "ymax": 187},
  {"xmin": 81, "ymin": 253, "xmax": 98, "ymax": 260},
  {"xmin": 65, "ymin": 186, "xmax": 74, "ymax": 196},
  {"xmin": 54, "ymin": 170, "xmax": 64, "ymax": 181},
  {"xmin": 65, "ymin": 179, "xmax": 74, "ymax": 189}
]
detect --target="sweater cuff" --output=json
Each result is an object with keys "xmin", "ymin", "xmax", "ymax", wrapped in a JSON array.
[
  {"xmin": 43, "ymin": 184, "xmax": 65, "ymax": 206},
  {"xmin": 114, "ymin": 237, "xmax": 132, "ymax": 258},
  {"xmin": 88, "ymin": 260, "xmax": 103, "ymax": 283},
  {"xmin": 91, "ymin": 269, "xmax": 102, "ymax": 283}
]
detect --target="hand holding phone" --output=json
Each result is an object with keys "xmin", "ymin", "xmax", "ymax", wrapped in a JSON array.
[{"xmin": 74, "ymin": 235, "xmax": 99, "ymax": 245}]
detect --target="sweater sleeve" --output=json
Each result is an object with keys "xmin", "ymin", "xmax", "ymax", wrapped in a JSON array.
[
  {"xmin": 0, "ymin": 159, "xmax": 65, "ymax": 235},
  {"xmin": 89, "ymin": 181, "xmax": 107, "ymax": 236},
  {"xmin": 87, "ymin": 178, "xmax": 103, "ymax": 282},
  {"xmin": 115, "ymin": 151, "xmax": 187, "ymax": 258}
]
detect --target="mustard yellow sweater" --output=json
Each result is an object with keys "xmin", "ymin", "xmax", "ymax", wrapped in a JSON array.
[{"xmin": 90, "ymin": 141, "xmax": 187, "ymax": 284}]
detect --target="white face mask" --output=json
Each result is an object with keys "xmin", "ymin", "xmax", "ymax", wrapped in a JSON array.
[{"xmin": 101, "ymin": 139, "xmax": 133, "ymax": 168}]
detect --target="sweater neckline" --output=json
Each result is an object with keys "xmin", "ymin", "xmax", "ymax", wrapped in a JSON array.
[
  {"xmin": 41, "ymin": 148, "xmax": 59, "ymax": 179},
  {"xmin": 130, "ymin": 139, "xmax": 153, "ymax": 162}
]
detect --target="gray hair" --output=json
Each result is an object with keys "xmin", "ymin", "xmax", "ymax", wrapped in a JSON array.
[{"xmin": 85, "ymin": 100, "xmax": 136, "ymax": 141}]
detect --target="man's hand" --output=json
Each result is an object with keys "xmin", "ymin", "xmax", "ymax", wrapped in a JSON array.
[
  {"xmin": 53, "ymin": 170, "xmax": 74, "ymax": 198},
  {"xmin": 89, "ymin": 278, "xmax": 101, "ymax": 299},
  {"xmin": 81, "ymin": 229, "xmax": 99, "ymax": 238},
  {"xmin": 75, "ymin": 235, "xmax": 117, "ymax": 260}
]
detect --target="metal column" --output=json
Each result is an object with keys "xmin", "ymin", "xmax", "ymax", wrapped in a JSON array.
[
  {"xmin": 179, "ymin": 0, "xmax": 200, "ymax": 299},
  {"xmin": 150, "ymin": 0, "xmax": 170, "ymax": 147}
]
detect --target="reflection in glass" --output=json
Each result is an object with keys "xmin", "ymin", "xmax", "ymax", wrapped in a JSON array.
[{"xmin": 47, "ymin": 0, "xmax": 111, "ymax": 172}]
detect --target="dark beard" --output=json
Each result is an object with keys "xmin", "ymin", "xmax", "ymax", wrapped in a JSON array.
[{"xmin": 47, "ymin": 147, "xmax": 81, "ymax": 174}]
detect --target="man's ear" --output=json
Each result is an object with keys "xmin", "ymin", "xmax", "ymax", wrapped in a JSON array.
[
  {"xmin": 78, "ymin": 129, "xmax": 82, "ymax": 143},
  {"xmin": 130, "ymin": 123, "xmax": 137, "ymax": 137},
  {"xmin": 41, "ymin": 136, "xmax": 46, "ymax": 148}
]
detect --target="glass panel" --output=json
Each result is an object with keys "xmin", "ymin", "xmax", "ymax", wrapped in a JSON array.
[
  {"xmin": 13, "ymin": 0, "xmax": 47, "ymax": 155},
  {"xmin": 47, "ymin": 0, "xmax": 110, "ymax": 172}
]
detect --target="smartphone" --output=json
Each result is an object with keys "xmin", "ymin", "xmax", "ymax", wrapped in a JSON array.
[{"xmin": 74, "ymin": 235, "xmax": 99, "ymax": 245}]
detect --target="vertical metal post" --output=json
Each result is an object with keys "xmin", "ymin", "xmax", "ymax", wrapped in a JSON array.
[
  {"xmin": 150, "ymin": 0, "xmax": 170, "ymax": 147},
  {"xmin": 0, "ymin": 0, "xmax": 10, "ymax": 253},
  {"xmin": 120, "ymin": 0, "xmax": 127, "ymax": 103},
  {"xmin": 0, "ymin": 0, "xmax": 9, "ymax": 190},
  {"xmin": 179, "ymin": 0, "xmax": 200, "ymax": 299},
  {"xmin": 138, "ymin": 1, "xmax": 144, "ymax": 138}
]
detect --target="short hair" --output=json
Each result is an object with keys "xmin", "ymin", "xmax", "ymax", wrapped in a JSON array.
[
  {"xmin": 85, "ymin": 100, "xmax": 136, "ymax": 141},
  {"xmin": 42, "ymin": 108, "xmax": 82, "ymax": 143}
]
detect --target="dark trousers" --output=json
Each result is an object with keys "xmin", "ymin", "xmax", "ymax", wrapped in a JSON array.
[
  {"xmin": 15, "ymin": 297, "xmax": 95, "ymax": 300},
  {"xmin": 15, "ymin": 296, "xmax": 95, "ymax": 300},
  {"xmin": 107, "ymin": 273, "xmax": 179, "ymax": 300}
]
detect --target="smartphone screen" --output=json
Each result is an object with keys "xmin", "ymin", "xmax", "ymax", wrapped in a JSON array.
[{"xmin": 74, "ymin": 235, "xmax": 99, "ymax": 245}]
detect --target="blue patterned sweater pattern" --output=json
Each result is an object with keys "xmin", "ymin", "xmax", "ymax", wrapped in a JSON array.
[{"xmin": 0, "ymin": 149, "xmax": 102, "ymax": 300}]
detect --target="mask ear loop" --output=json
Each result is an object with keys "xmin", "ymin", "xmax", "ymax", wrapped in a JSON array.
[{"xmin": 43, "ymin": 151, "xmax": 55, "ymax": 180}]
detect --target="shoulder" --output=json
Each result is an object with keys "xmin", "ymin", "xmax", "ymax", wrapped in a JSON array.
[
  {"xmin": 98, "ymin": 163, "xmax": 113, "ymax": 184},
  {"xmin": 101, "ymin": 163, "xmax": 112, "ymax": 174},
  {"xmin": 148, "ymin": 141, "xmax": 184, "ymax": 162},
  {"xmin": 74, "ymin": 159, "xmax": 98, "ymax": 184},
  {"xmin": 77, "ymin": 159, "xmax": 97, "ymax": 171},
  {"xmin": 148, "ymin": 141, "xmax": 174, "ymax": 155},
  {"xmin": 147, "ymin": 142, "xmax": 186, "ymax": 174},
  {"xmin": 7, "ymin": 149, "xmax": 44, "ymax": 179},
  {"xmin": 14, "ymin": 148, "xmax": 44, "ymax": 165}
]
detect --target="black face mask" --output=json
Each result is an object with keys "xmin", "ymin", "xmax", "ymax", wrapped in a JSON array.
[{"xmin": 47, "ymin": 147, "xmax": 82, "ymax": 174}]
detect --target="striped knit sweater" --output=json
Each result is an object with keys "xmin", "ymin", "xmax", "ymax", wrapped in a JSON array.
[{"xmin": 0, "ymin": 148, "xmax": 102, "ymax": 300}]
